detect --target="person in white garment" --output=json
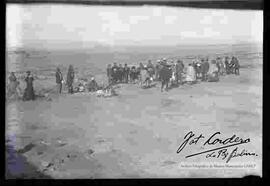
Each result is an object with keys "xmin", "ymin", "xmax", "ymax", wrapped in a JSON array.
[
  {"xmin": 185, "ymin": 63, "xmax": 196, "ymax": 84},
  {"xmin": 207, "ymin": 60, "xmax": 219, "ymax": 82}
]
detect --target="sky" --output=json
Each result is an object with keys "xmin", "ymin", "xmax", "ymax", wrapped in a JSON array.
[{"xmin": 6, "ymin": 4, "xmax": 263, "ymax": 49}]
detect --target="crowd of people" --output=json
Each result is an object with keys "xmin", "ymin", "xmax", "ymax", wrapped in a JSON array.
[
  {"xmin": 105, "ymin": 56, "xmax": 240, "ymax": 91},
  {"xmin": 6, "ymin": 55, "xmax": 240, "ymax": 101}
]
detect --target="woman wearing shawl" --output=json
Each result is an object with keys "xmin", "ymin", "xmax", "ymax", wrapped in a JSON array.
[{"xmin": 23, "ymin": 71, "xmax": 35, "ymax": 101}]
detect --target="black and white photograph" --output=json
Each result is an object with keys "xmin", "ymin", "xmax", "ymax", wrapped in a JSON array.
[{"xmin": 5, "ymin": 0, "xmax": 263, "ymax": 178}]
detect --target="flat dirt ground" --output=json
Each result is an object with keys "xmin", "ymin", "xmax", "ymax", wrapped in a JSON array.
[{"xmin": 6, "ymin": 49, "xmax": 262, "ymax": 178}]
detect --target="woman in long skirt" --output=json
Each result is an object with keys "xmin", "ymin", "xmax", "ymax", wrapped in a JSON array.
[{"xmin": 23, "ymin": 71, "xmax": 35, "ymax": 101}]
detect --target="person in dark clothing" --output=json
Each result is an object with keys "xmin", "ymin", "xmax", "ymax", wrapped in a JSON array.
[
  {"xmin": 225, "ymin": 56, "xmax": 230, "ymax": 74},
  {"xmin": 136, "ymin": 66, "xmax": 141, "ymax": 82},
  {"xmin": 111, "ymin": 63, "xmax": 118, "ymax": 84},
  {"xmin": 23, "ymin": 71, "xmax": 35, "ymax": 101},
  {"xmin": 55, "ymin": 67, "xmax": 63, "ymax": 94},
  {"xmin": 230, "ymin": 56, "xmax": 240, "ymax": 75},
  {"xmin": 118, "ymin": 64, "xmax": 124, "ymax": 83},
  {"xmin": 159, "ymin": 63, "xmax": 172, "ymax": 92},
  {"xmin": 123, "ymin": 64, "xmax": 130, "ymax": 83},
  {"xmin": 66, "ymin": 65, "xmax": 75, "ymax": 94},
  {"xmin": 107, "ymin": 64, "xmax": 113, "ymax": 85},
  {"xmin": 200, "ymin": 59, "xmax": 209, "ymax": 81},
  {"xmin": 130, "ymin": 66, "xmax": 137, "ymax": 83},
  {"xmin": 175, "ymin": 60, "xmax": 184, "ymax": 85},
  {"xmin": 234, "ymin": 56, "xmax": 240, "ymax": 75},
  {"xmin": 88, "ymin": 77, "xmax": 99, "ymax": 92}
]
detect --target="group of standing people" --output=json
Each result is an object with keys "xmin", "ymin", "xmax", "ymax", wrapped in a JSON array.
[
  {"xmin": 7, "ymin": 65, "xmax": 77, "ymax": 101},
  {"xmin": 55, "ymin": 65, "xmax": 75, "ymax": 94},
  {"xmin": 6, "ymin": 55, "xmax": 240, "ymax": 101},
  {"xmin": 191, "ymin": 55, "xmax": 240, "ymax": 83},
  {"xmin": 105, "ymin": 59, "xmax": 187, "ymax": 92},
  {"xmin": 105, "ymin": 55, "xmax": 240, "ymax": 92},
  {"xmin": 56, "ymin": 65, "xmax": 100, "ymax": 94},
  {"xmin": 7, "ymin": 71, "xmax": 35, "ymax": 101}
]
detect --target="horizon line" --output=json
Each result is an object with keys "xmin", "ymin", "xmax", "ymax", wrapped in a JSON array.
[{"xmin": 6, "ymin": 41, "xmax": 262, "ymax": 51}]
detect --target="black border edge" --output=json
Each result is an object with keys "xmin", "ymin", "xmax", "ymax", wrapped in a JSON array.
[{"xmin": 6, "ymin": 0, "xmax": 263, "ymax": 10}]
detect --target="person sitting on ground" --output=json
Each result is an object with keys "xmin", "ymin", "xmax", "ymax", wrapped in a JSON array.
[
  {"xmin": 140, "ymin": 65, "xmax": 149, "ymax": 87},
  {"xmin": 74, "ymin": 79, "xmax": 87, "ymax": 93},
  {"xmin": 87, "ymin": 77, "xmax": 99, "ymax": 92}
]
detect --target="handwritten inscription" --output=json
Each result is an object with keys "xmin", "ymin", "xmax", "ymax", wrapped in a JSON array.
[{"xmin": 177, "ymin": 131, "xmax": 257, "ymax": 162}]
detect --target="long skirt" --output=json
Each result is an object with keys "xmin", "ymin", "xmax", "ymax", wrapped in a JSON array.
[{"xmin": 23, "ymin": 86, "xmax": 35, "ymax": 101}]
